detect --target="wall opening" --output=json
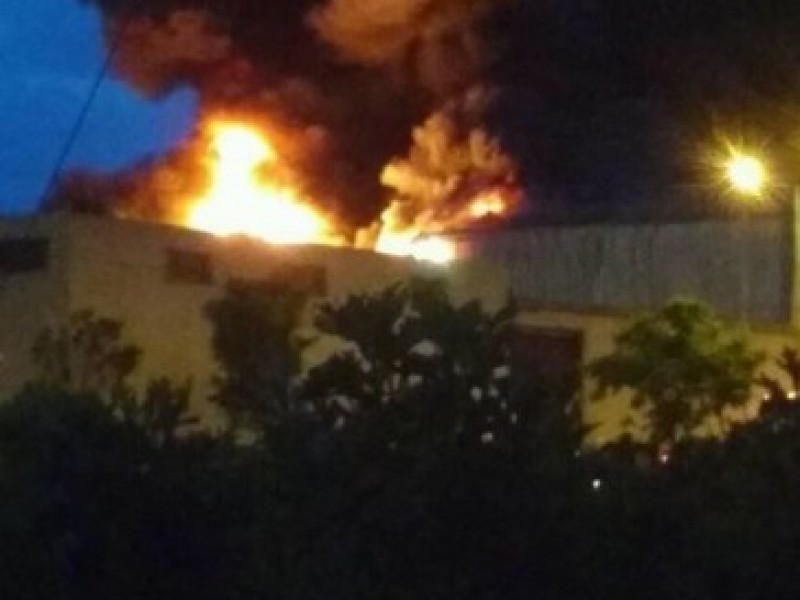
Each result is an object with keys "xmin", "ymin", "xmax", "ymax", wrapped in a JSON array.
[
  {"xmin": 165, "ymin": 248, "xmax": 214, "ymax": 285},
  {"xmin": 0, "ymin": 238, "xmax": 49, "ymax": 274},
  {"xmin": 512, "ymin": 326, "xmax": 583, "ymax": 399}
]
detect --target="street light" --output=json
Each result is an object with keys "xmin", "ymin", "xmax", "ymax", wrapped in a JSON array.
[
  {"xmin": 726, "ymin": 153, "xmax": 766, "ymax": 196},
  {"xmin": 722, "ymin": 150, "xmax": 800, "ymax": 327}
]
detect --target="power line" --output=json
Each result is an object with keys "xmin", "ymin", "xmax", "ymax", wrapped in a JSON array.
[{"xmin": 37, "ymin": 38, "xmax": 118, "ymax": 207}]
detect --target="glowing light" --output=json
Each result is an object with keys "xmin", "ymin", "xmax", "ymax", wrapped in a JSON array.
[
  {"xmin": 213, "ymin": 124, "xmax": 275, "ymax": 165},
  {"xmin": 376, "ymin": 231, "xmax": 456, "ymax": 264},
  {"xmin": 182, "ymin": 118, "xmax": 511, "ymax": 263},
  {"xmin": 409, "ymin": 236, "xmax": 456, "ymax": 264},
  {"xmin": 592, "ymin": 478, "xmax": 603, "ymax": 490},
  {"xmin": 186, "ymin": 121, "xmax": 333, "ymax": 245},
  {"xmin": 726, "ymin": 153, "xmax": 766, "ymax": 195},
  {"xmin": 469, "ymin": 191, "xmax": 505, "ymax": 219}
]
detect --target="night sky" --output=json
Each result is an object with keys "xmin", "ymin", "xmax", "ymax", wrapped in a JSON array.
[
  {"xmin": 5, "ymin": 0, "xmax": 800, "ymax": 220},
  {"xmin": 0, "ymin": 0, "xmax": 196, "ymax": 214}
]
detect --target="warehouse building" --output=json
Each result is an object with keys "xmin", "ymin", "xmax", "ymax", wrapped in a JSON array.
[
  {"xmin": 458, "ymin": 213, "xmax": 799, "ymax": 442},
  {"xmin": 0, "ymin": 213, "xmax": 507, "ymax": 422}
]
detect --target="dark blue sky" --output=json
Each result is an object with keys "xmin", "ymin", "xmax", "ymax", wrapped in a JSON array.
[{"xmin": 0, "ymin": 0, "xmax": 197, "ymax": 214}]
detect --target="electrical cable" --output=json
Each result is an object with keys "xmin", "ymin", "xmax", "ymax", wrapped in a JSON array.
[{"xmin": 37, "ymin": 35, "xmax": 118, "ymax": 207}]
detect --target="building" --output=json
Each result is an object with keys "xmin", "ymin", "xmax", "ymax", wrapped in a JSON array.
[
  {"xmin": 3, "ymin": 210, "xmax": 796, "ymax": 444},
  {"xmin": 0, "ymin": 213, "xmax": 508, "ymax": 423},
  {"xmin": 457, "ymin": 213, "xmax": 800, "ymax": 443}
]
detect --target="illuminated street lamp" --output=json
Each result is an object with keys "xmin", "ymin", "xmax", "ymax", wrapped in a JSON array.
[
  {"xmin": 722, "ymin": 150, "xmax": 800, "ymax": 327},
  {"xmin": 726, "ymin": 153, "xmax": 766, "ymax": 196}
]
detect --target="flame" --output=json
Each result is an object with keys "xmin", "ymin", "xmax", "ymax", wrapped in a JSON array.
[
  {"xmin": 469, "ymin": 190, "xmax": 505, "ymax": 219},
  {"xmin": 373, "ymin": 185, "xmax": 513, "ymax": 264},
  {"xmin": 186, "ymin": 121, "xmax": 334, "ymax": 245},
  {"xmin": 183, "ymin": 118, "xmax": 516, "ymax": 264},
  {"xmin": 375, "ymin": 231, "xmax": 456, "ymax": 265}
]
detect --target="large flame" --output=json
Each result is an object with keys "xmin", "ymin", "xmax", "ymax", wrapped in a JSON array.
[
  {"xmin": 373, "ymin": 184, "xmax": 514, "ymax": 264},
  {"xmin": 184, "ymin": 119, "xmax": 514, "ymax": 263},
  {"xmin": 186, "ymin": 121, "xmax": 335, "ymax": 245}
]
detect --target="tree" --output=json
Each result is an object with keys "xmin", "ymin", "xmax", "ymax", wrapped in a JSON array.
[
  {"xmin": 588, "ymin": 299, "xmax": 762, "ymax": 448},
  {"xmin": 204, "ymin": 278, "xmax": 309, "ymax": 435},
  {"xmin": 31, "ymin": 310, "xmax": 141, "ymax": 398},
  {"xmin": 290, "ymin": 278, "xmax": 585, "ymax": 598},
  {"xmin": 758, "ymin": 346, "xmax": 800, "ymax": 404},
  {"xmin": 0, "ymin": 313, "xmax": 263, "ymax": 600},
  {"xmin": 29, "ymin": 310, "xmax": 197, "ymax": 442},
  {"xmin": 302, "ymin": 277, "xmax": 519, "ymax": 449},
  {"xmin": 199, "ymin": 276, "xmax": 585, "ymax": 598},
  {"xmin": 0, "ymin": 285, "xmax": 590, "ymax": 599}
]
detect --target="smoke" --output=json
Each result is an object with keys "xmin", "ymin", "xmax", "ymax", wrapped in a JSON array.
[
  {"xmin": 64, "ymin": 0, "xmax": 800, "ymax": 226},
  {"xmin": 358, "ymin": 87, "xmax": 519, "ymax": 246},
  {"xmin": 46, "ymin": 142, "xmax": 209, "ymax": 223},
  {"xmin": 106, "ymin": 9, "xmax": 233, "ymax": 98},
  {"xmin": 309, "ymin": 0, "xmax": 501, "ymax": 95},
  {"xmin": 62, "ymin": 0, "xmax": 516, "ymax": 228}
]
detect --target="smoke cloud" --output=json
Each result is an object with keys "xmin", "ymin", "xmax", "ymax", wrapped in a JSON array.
[
  {"xmin": 106, "ymin": 9, "xmax": 232, "ymax": 98},
  {"xmin": 309, "ymin": 0, "xmax": 500, "ymax": 95},
  {"xmin": 60, "ymin": 0, "xmax": 516, "ymax": 228},
  {"xmin": 375, "ymin": 88, "xmax": 519, "ymax": 237},
  {"xmin": 63, "ymin": 0, "xmax": 800, "ymax": 224}
]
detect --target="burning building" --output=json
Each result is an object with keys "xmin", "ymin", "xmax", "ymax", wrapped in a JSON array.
[
  {"xmin": 48, "ymin": 0, "xmax": 524, "ymax": 264},
  {"xmin": 22, "ymin": 67, "xmax": 522, "ymax": 427},
  {"xmin": 5, "ymin": 205, "xmax": 800, "ymax": 443},
  {"xmin": 33, "ymin": 114, "xmax": 800, "ymax": 443},
  {"xmin": 36, "ymin": 0, "xmax": 799, "ymax": 443},
  {"xmin": 0, "ymin": 212, "xmax": 508, "ymax": 423}
]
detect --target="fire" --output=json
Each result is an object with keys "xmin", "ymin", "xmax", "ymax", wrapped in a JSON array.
[
  {"xmin": 183, "ymin": 118, "xmax": 517, "ymax": 264},
  {"xmin": 375, "ymin": 232, "xmax": 456, "ymax": 265},
  {"xmin": 469, "ymin": 190, "xmax": 505, "ymax": 219},
  {"xmin": 186, "ymin": 121, "xmax": 334, "ymax": 245},
  {"xmin": 373, "ymin": 185, "xmax": 512, "ymax": 264}
]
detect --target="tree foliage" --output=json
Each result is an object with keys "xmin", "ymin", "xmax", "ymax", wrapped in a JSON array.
[
  {"xmin": 205, "ymin": 278, "xmax": 309, "ymax": 434},
  {"xmin": 758, "ymin": 346, "xmax": 800, "ymax": 404},
  {"xmin": 0, "ymin": 312, "xmax": 262, "ymax": 600},
  {"xmin": 12, "ymin": 288, "xmax": 800, "ymax": 599},
  {"xmin": 31, "ymin": 310, "xmax": 141, "ymax": 398},
  {"xmin": 304, "ymin": 278, "xmax": 517, "ymax": 442},
  {"xmin": 588, "ymin": 299, "xmax": 763, "ymax": 446},
  {"xmin": 286, "ymin": 278, "xmax": 584, "ymax": 599}
]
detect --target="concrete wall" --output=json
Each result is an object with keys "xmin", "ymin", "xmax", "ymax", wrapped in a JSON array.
[
  {"xmin": 0, "ymin": 215, "xmax": 71, "ymax": 394},
  {"xmin": 0, "ymin": 214, "xmax": 508, "ymax": 425}
]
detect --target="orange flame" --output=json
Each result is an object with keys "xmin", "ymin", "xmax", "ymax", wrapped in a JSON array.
[
  {"xmin": 184, "ymin": 118, "xmax": 516, "ymax": 263},
  {"xmin": 374, "ymin": 185, "xmax": 513, "ymax": 264},
  {"xmin": 186, "ymin": 121, "xmax": 336, "ymax": 245},
  {"xmin": 375, "ymin": 231, "xmax": 456, "ymax": 264},
  {"xmin": 469, "ymin": 190, "xmax": 505, "ymax": 219}
]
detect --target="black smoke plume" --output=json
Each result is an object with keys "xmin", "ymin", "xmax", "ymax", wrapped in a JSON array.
[
  {"xmin": 55, "ymin": 0, "xmax": 508, "ymax": 226},
  {"xmin": 58, "ymin": 0, "xmax": 800, "ymax": 221}
]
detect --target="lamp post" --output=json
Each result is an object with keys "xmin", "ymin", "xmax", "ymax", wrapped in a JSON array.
[
  {"xmin": 724, "ymin": 152, "xmax": 800, "ymax": 328},
  {"xmin": 724, "ymin": 153, "xmax": 764, "ymax": 321}
]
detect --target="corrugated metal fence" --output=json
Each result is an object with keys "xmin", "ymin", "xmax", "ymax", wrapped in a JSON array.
[{"xmin": 464, "ymin": 217, "xmax": 792, "ymax": 323}]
